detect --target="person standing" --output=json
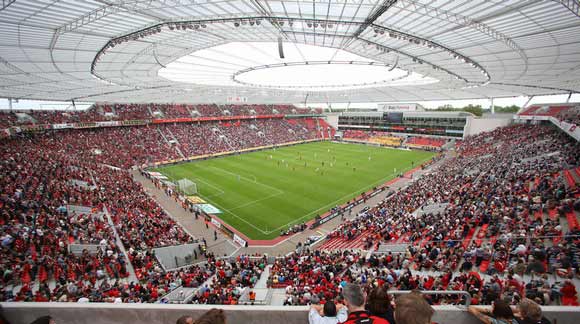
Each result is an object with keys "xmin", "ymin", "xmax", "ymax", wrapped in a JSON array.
[
  {"xmin": 469, "ymin": 299, "xmax": 518, "ymax": 324},
  {"xmin": 394, "ymin": 292, "xmax": 434, "ymax": 324},
  {"xmin": 308, "ymin": 302, "xmax": 347, "ymax": 324},
  {"xmin": 367, "ymin": 286, "xmax": 396, "ymax": 324},
  {"xmin": 514, "ymin": 298, "xmax": 551, "ymax": 324},
  {"xmin": 340, "ymin": 283, "xmax": 389, "ymax": 324},
  {"xmin": 175, "ymin": 315, "xmax": 193, "ymax": 324}
]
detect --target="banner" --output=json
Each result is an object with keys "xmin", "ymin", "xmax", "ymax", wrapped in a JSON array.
[
  {"xmin": 121, "ymin": 120, "xmax": 148, "ymax": 126},
  {"xmin": 52, "ymin": 123, "xmax": 73, "ymax": 129},
  {"xmin": 197, "ymin": 204, "xmax": 222, "ymax": 214},
  {"xmin": 211, "ymin": 217, "xmax": 221, "ymax": 228},
  {"xmin": 95, "ymin": 121, "xmax": 120, "ymax": 127},
  {"xmin": 20, "ymin": 124, "xmax": 50, "ymax": 132},
  {"xmin": 233, "ymin": 234, "xmax": 247, "ymax": 247},
  {"xmin": 74, "ymin": 122, "xmax": 97, "ymax": 128},
  {"xmin": 226, "ymin": 96, "xmax": 247, "ymax": 103},
  {"xmin": 186, "ymin": 195, "xmax": 206, "ymax": 204},
  {"xmin": 152, "ymin": 118, "xmax": 193, "ymax": 124}
]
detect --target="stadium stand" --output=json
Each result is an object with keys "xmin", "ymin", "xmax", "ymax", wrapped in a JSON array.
[
  {"xmin": 308, "ymin": 124, "xmax": 579, "ymax": 306},
  {"xmin": 368, "ymin": 135, "xmax": 403, "ymax": 147},
  {"xmin": 2, "ymin": 1, "xmax": 580, "ymax": 322},
  {"xmin": 405, "ymin": 136, "xmax": 447, "ymax": 149},
  {"xmin": 1, "ymin": 120, "xmax": 578, "ymax": 308},
  {"xmin": 342, "ymin": 130, "xmax": 371, "ymax": 141},
  {"xmin": 0, "ymin": 111, "xmax": 324, "ymax": 303},
  {"xmin": 0, "ymin": 104, "xmax": 322, "ymax": 126},
  {"xmin": 519, "ymin": 105, "xmax": 575, "ymax": 118},
  {"xmin": 0, "ymin": 111, "xmax": 18, "ymax": 128}
]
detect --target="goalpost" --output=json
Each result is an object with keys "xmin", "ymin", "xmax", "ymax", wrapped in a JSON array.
[{"xmin": 177, "ymin": 178, "xmax": 197, "ymax": 195}]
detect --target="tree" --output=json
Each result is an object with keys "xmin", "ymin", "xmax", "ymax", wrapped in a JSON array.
[
  {"xmin": 494, "ymin": 105, "xmax": 520, "ymax": 113},
  {"xmin": 433, "ymin": 104, "xmax": 483, "ymax": 116}
]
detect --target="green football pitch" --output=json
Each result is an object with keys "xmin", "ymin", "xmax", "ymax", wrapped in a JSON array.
[{"xmin": 154, "ymin": 141, "xmax": 435, "ymax": 240}]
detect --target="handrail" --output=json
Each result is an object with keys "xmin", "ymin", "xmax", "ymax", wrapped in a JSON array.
[{"xmin": 388, "ymin": 290, "xmax": 471, "ymax": 307}]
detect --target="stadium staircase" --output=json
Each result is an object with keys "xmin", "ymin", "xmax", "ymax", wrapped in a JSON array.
[
  {"xmin": 83, "ymin": 170, "xmax": 138, "ymax": 282},
  {"xmin": 146, "ymin": 104, "xmax": 155, "ymax": 117},
  {"xmin": 157, "ymin": 128, "xmax": 185, "ymax": 158},
  {"xmin": 184, "ymin": 105, "xmax": 194, "ymax": 117},
  {"xmin": 166, "ymin": 127, "xmax": 186, "ymax": 159},
  {"xmin": 317, "ymin": 119, "xmax": 335, "ymax": 139},
  {"xmin": 102, "ymin": 206, "xmax": 138, "ymax": 282},
  {"xmin": 317, "ymin": 230, "xmax": 375, "ymax": 251},
  {"xmin": 299, "ymin": 118, "xmax": 320, "ymax": 138},
  {"xmin": 563, "ymin": 167, "xmax": 580, "ymax": 190},
  {"xmin": 214, "ymin": 127, "xmax": 237, "ymax": 152}
]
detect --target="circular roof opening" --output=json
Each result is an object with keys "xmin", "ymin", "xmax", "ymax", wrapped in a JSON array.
[{"xmin": 159, "ymin": 42, "xmax": 438, "ymax": 91}]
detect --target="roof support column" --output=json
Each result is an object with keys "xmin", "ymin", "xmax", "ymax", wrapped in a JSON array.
[
  {"xmin": 518, "ymin": 96, "xmax": 535, "ymax": 114},
  {"xmin": 490, "ymin": 97, "xmax": 494, "ymax": 114},
  {"xmin": 566, "ymin": 92, "xmax": 573, "ymax": 103}
]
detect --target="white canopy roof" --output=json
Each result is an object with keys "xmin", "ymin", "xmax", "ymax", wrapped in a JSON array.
[{"xmin": 0, "ymin": 0, "xmax": 579, "ymax": 104}]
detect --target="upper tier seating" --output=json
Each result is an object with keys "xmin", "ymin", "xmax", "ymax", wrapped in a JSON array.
[
  {"xmin": 519, "ymin": 104, "xmax": 576, "ymax": 117},
  {"xmin": 406, "ymin": 136, "xmax": 447, "ymax": 148},
  {"xmin": 2, "ymin": 104, "xmax": 322, "ymax": 126},
  {"xmin": 1, "ymin": 121, "xmax": 578, "ymax": 306}
]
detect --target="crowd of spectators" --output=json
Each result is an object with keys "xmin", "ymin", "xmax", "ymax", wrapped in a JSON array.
[
  {"xmin": 557, "ymin": 106, "xmax": 580, "ymax": 126},
  {"xmin": 162, "ymin": 118, "xmax": 318, "ymax": 159},
  {"xmin": 405, "ymin": 136, "xmax": 447, "ymax": 148},
  {"xmin": 0, "ymin": 137, "xmax": 129, "ymax": 302},
  {"xmin": 189, "ymin": 255, "xmax": 264, "ymax": 304},
  {"xmin": 0, "ymin": 104, "xmax": 322, "ymax": 126},
  {"xmin": 0, "ymin": 118, "xmax": 319, "ymax": 170},
  {"xmin": 1, "ymin": 117, "xmax": 579, "ymax": 308},
  {"xmin": 279, "ymin": 124, "xmax": 580, "ymax": 306},
  {"xmin": 0, "ymin": 111, "xmax": 19, "ymax": 128},
  {"xmin": 0, "ymin": 115, "xmax": 321, "ymax": 303}
]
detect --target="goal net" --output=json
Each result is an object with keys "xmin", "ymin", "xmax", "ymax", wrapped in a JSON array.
[{"xmin": 177, "ymin": 178, "xmax": 197, "ymax": 195}]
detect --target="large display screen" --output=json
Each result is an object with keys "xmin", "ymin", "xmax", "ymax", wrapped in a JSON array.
[{"xmin": 383, "ymin": 112, "xmax": 403, "ymax": 123}]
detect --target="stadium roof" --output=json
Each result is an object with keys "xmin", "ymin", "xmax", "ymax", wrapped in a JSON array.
[{"xmin": 0, "ymin": 0, "xmax": 579, "ymax": 104}]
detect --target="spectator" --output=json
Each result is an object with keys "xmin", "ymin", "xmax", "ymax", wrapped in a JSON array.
[
  {"xmin": 29, "ymin": 316, "xmax": 55, "ymax": 324},
  {"xmin": 469, "ymin": 299, "xmax": 517, "ymax": 324},
  {"xmin": 340, "ymin": 283, "xmax": 389, "ymax": 324},
  {"xmin": 367, "ymin": 286, "xmax": 396, "ymax": 324},
  {"xmin": 308, "ymin": 302, "xmax": 347, "ymax": 324},
  {"xmin": 560, "ymin": 280, "xmax": 579, "ymax": 306},
  {"xmin": 394, "ymin": 292, "xmax": 434, "ymax": 324},
  {"xmin": 194, "ymin": 308, "xmax": 225, "ymax": 324},
  {"xmin": 514, "ymin": 298, "xmax": 551, "ymax": 324},
  {"xmin": 176, "ymin": 315, "xmax": 194, "ymax": 324}
]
